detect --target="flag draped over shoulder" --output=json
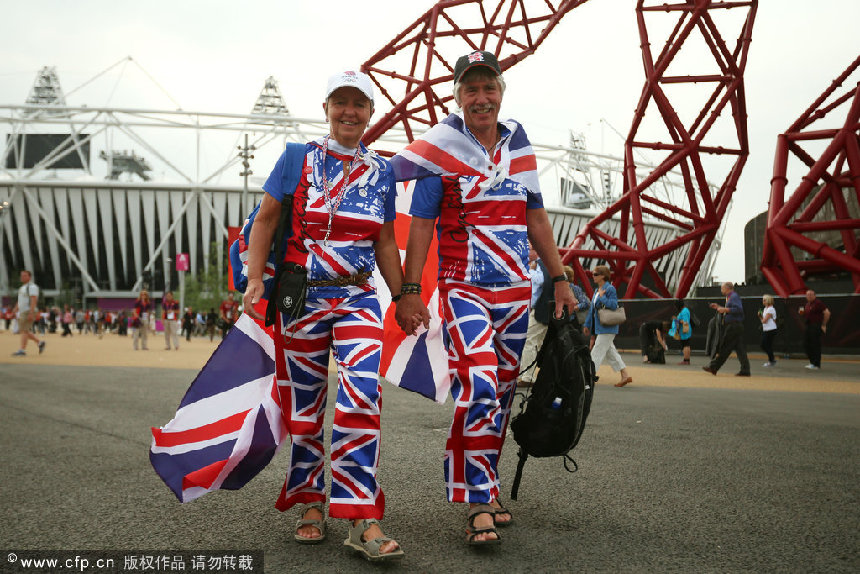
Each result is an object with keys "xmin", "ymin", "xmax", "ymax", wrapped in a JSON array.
[
  {"xmin": 388, "ymin": 111, "xmax": 540, "ymax": 195},
  {"xmin": 150, "ymin": 302, "xmax": 286, "ymax": 503}
]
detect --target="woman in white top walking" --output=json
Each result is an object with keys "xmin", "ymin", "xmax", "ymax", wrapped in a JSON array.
[{"xmin": 760, "ymin": 294, "xmax": 778, "ymax": 366}]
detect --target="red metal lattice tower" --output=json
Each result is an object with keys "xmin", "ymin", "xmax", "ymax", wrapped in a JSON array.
[
  {"xmin": 761, "ymin": 56, "xmax": 860, "ymax": 297},
  {"xmin": 562, "ymin": 0, "xmax": 757, "ymax": 299},
  {"xmin": 360, "ymin": 0, "xmax": 590, "ymax": 147}
]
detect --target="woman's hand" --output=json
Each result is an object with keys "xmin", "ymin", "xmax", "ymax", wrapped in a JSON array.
[{"xmin": 242, "ymin": 279, "xmax": 265, "ymax": 321}]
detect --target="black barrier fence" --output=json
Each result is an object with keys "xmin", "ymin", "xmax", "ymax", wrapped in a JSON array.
[{"xmin": 612, "ymin": 294, "xmax": 860, "ymax": 358}]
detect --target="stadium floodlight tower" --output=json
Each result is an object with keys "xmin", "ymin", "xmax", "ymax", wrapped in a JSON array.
[{"xmin": 25, "ymin": 66, "xmax": 68, "ymax": 115}]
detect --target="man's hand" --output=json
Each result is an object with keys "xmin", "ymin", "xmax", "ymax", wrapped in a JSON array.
[
  {"xmin": 553, "ymin": 281, "xmax": 576, "ymax": 320},
  {"xmin": 242, "ymin": 279, "xmax": 265, "ymax": 321},
  {"xmin": 395, "ymin": 294, "xmax": 430, "ymax": 336}
]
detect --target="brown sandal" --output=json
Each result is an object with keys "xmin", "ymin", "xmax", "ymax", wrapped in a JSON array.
[
  {"xmin": 466, "ymin": 504, "xmax": 501, "ymax": 546},
  {"xmin": 294, "ymin": 502, "xmax": 326, "ymax": 544},
  {"xmin": 343, "ymin": 518, "xmax": 404, "ymax": 562}
]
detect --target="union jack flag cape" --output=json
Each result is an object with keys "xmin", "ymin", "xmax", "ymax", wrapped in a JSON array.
[{"xmin": 389, "ymin": 111, "xmax": 540, "ymax": 195}]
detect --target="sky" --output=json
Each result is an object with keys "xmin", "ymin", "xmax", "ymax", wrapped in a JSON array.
[{"xmin": 1, "ymin": 0, "xmax": 858, "ymax": 283}]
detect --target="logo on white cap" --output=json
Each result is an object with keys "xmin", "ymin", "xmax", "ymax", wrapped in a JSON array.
[{"xmin": 326, "ymin": 70, "xmax": 374, "ymax": 105}]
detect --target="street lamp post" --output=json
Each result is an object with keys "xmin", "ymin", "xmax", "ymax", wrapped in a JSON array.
[{"xmin": 238, "ymin": 134, "xmax": 256, "ymax": 224}]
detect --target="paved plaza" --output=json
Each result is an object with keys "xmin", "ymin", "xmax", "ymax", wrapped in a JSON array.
[{"xmin": 1, "ymin": 329, "xmax": 858, "ymax": 572}]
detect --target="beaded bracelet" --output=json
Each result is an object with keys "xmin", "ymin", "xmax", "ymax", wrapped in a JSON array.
[{"xmin": 400, "ymin": 282, "xmax": 422, "ymax": 295}]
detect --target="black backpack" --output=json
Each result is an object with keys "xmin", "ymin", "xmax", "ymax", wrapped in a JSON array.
[{"xmin": 509, "ymin": 311, "xmax": 596, "ymax": 500}]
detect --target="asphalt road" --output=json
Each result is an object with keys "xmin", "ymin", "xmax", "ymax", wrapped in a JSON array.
[{"xmin": 1, "ymin": 364, "xmax": 858, "ymax": 573}]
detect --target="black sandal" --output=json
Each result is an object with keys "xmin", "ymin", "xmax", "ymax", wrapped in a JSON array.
[{"xmin": 466, "ymin": 504, "xmax": 501, "ymax": 546}]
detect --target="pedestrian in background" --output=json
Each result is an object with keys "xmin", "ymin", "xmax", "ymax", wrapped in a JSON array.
[
  {"xmin": 702, "ymin": 282, "xmax": 750, "ymax": 377},
  {"xmin": 799, "ymin": 289, "xmax": 830, "ymax": 370},
  {"xmin": 162, "ymin": 291, "xmax": 180, "ymax": 350},
  {"xmin": 584, "ymin": 265, "xmax": 633, "ymax": 387},
  {"xmin": 519, "ymin": 250, "xmax": 549, "ymax": 386},
  {"xmin": 61, "ymin": 305, "xmax": 74, "ymax": 337},
  {"xmin": 219, "ymin": 292, "xmax": 239, "ymax": 338},
  {"xmin": 75, "ymin": 308, "xmax": 84, "ymax": 334},
  {"xmin": 206, "ymin": 308, "xmax": 218, "ymax": 342},
  {"xmin": 132, "ymin": 290, "xmax": 153, "ymax": 351},
  {"xmin": 182, "ymin": 307, "xmax": 195, "ymax": 342},
  {"xmin": 669, "ymin": 298, "xmax": 692, "ymax": 365},
  {"xmin": 759, "ymin": 294, "xmax": 778, "ymax": 367},
  {"xmin": 640, "ymin": 319, "xmax": 668, "ymax": 364},
  {"xmin": 12, "ymin": 270, "xmax": 46, "ymax": 356},
  {"xmin": 564, "ymin": 265, "xmax": 590, "ymax": 325}
]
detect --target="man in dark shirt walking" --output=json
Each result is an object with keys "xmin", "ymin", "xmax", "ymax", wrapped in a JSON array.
[
  {"xmin": 800, "ymin": 289, "xmax": 830, "ymax": 370},
  {"xmin": 702, "ymin": 282, "xmax": 750, "ymax": 376}
]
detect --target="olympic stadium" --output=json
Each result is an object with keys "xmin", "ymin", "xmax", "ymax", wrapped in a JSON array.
[{"xmin": 0, "ymin": 66, "xmax": 708, "ymax": 306}]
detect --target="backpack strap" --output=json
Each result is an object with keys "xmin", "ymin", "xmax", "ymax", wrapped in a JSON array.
[
  {"xmin": 510, "ymin": 448, "xmax": 528, "ymax": 501},
  {"xmin": 273, "ymin": 142, "xmax": 306, "ymax": 249},
  {"xmin": 264, "ymin": 143, "xmax": 306, "ymax": 327}
]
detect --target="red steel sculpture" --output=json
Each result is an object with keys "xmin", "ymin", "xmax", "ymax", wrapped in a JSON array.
[
  {"xmin": 360, "ymin": 0, "xmax": 591, "ymax": 147},
  {"xmin": 563, "ymin": 0, "xmax": 758, "ymax": 298},
  {"xmin": 761, "ymin": 56, "xmax": 860, "ymax": 297},
  {"xmin": 360, "ymin": 0, "xmax": 757, "ymax": 300}
]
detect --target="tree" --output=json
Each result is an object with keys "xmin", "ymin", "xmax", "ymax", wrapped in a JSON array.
[{"xmin": 183, "ymin": 241, "xmax": 230, "ymax": 314}]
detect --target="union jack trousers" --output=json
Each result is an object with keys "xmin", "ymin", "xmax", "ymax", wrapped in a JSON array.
[
  {"xmin": 439, "ymin": 279, "xmax": 531, "ymax": 503},
  {"xmin": 273, "ymin": 288, "xmax": 386, "ymax": 520}
]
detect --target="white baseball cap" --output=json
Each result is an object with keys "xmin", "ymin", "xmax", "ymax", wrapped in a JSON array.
[{"xmin": 325, "ymin": 70, "xmax": 374, "ymax": 105}]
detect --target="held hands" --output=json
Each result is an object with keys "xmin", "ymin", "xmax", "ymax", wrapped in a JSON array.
[
  {"xmin": 243, "ymin": 279, "xmax": 265, "ymax": 321},
  {"xmin": 395, "ymin": 294, "xmax": 430, "ymax": 336}
]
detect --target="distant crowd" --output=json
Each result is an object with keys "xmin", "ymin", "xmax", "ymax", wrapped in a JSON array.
[{"xmin": 4, "ymin": 270, "xmax": 244, "ymax": 356}]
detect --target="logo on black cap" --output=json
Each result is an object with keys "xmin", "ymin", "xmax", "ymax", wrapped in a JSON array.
[{"xmin": 453, "ymin": 50, "xmax": 502, "ymax": 83}]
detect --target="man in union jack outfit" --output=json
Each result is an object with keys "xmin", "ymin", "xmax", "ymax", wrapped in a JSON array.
[{"xmin": 392, "ymin": 50, "xmax": 575, "ymax": 545}]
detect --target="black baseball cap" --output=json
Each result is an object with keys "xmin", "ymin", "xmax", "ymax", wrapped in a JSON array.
[{"xmin": 453, "ymin": 50, "xmax": 502, "ymax": 83}]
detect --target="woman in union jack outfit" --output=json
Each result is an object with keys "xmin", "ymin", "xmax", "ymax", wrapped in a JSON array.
[
  {"xmin": 393, "ymin": 50, "xmax": 576, "ymax": 546},
  {"xmin": 243, "ymin": 71, "xmax": 405, "ymax": 561}
]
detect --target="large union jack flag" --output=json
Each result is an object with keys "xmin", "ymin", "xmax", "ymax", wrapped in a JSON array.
[{"xmin": 149, "ymin": 299, "xmax": 285, "ymax": 502}]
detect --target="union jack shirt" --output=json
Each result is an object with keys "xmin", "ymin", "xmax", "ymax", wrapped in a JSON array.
[
  {"xmin": 264, "ymin": 138, "xmax": 396, "ymax": 292},
  {"xmin": 391, "ymin": 112, "xmax": 542, "ymax": 286}
]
